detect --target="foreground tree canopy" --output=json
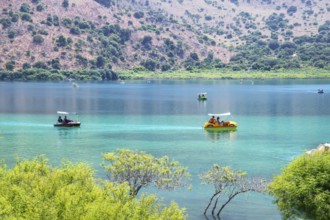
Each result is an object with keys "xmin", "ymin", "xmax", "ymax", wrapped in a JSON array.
[
  {"xmin": 201, "ymin": 164, "xmax": 268, "ymax": 217},
  {"xmin": 0, "ymin": 156, "xmax": 186, "ymax": 219},
  {"xmin": 269, "ymin": 147, "xmax": 330, "ymax": 220},
  {"xmin": 102, "ymin": 149, "xmax": 191, "ymax": 197}
]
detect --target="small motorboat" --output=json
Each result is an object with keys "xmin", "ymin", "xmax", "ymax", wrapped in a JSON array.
[
  {"xmin": 203, "ymin": 112, "xmax": 237, "ymax": 130},
  {"xmin": 54, "ymin": 111, "xmax": 81, "ymax": 127},
  {"xmin": 317, "ymin": 89, "xmax": 324, "ymax": 94},
  {"xmin": 198, "ymin": 92, "xmax": 207, "ymax": 100}
]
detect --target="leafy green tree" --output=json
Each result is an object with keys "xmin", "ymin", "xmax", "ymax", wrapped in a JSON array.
[
  {"xmin": 5, "ymin": 61, "xmax": 15, "ymax": 71},
  {"xmin": 32, "ymin": 34, "xmax": 44, "ymax": 44},
  {"xmin": 0, "ymin": 18, "xmax": 12, "ymax": 29},
  {"xmin": 141, "ymin": 59, "xmax": 158, "ymax": 71},
  {"xmin": 8, "ymin": 30, "xmax": 15, "ymax": 39},
  {"xmin": 141, "ymin": 36, "xmax": 153, "ymax": 50},
  {"xmin": 56, "ymin": 35, "xmax": 68, "ymax": 47},
  {"xmin": 269, "ymin": 150, "xmax": 330, "ymax": 220},
  {"xmin": 102, "ymin": 149, "xmax": 191, "ymax": 197},
  {"xmin": 21, "ymin": 13, "xmax": 32, "ymax": 22},
  {"xmin": 201, "ymin": 164, "xmax": 268, "ymax": 217},
  {"xmin": 36, "ymin": 4, "xmax": 45, "ymax": 12},
  {"xmin": 134, "ymin": 11, "xmax": 144, "ymax": 19},
  {"xmin": 96, "ymin": 56, "xmax": 105, "ymax": 68},
  {"xmin": 62, "ymin": 0, "xmax": 69, "ymax": 8},
  {"xmin": 0, "ymin": 155, "xmax": 187, "ymax": 219},
  {"xmin": 20, "ymin": 3, "xmax": 31, "ymax": 13},
  {"xmin": 70, "ymin": 26, "xmax": 81, "ymax": 35},
  {"xmin": 268, "ymin": 39, "xmax": 279, "ymax": 50}
]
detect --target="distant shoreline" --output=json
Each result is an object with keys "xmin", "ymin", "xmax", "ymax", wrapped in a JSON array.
[
  {"xmin": 1, "ymin": 68, "xmax": 330, "ymax": 81},
  {"xmin": 117, "ymin": 68, "xmax": 330, "ymax": 80}
]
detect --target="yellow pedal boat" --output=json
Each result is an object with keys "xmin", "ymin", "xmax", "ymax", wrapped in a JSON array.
[{"xmin": 204, "ymin": 112, "xmax": 238, "ymax": 130}]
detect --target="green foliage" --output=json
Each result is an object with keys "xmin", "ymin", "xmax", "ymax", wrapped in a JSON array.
[
  {"xmin": 141, "ymin": 59, "xmax": 158, "ymax": 71},
  {"xmin": 32, "ymin": 34, "xmax": 44, "ymax": 44},
  {"xmin": 56, "ymin": 35, "xmax": 70, "ymax": 47},
  {"xmin": 5, "ymin": 61, "xmax": 15, "ymax": 71},
  {"xmin": 201, "ymin": 164, "xmax": 267, "ymax": 216},
  {"xmin": 94, "ymin": 0, "xmax": 112, "ymax": 8},
  {"xmin": 269, "ymin": 152, "xmax": 330, "ymax": 220},
  {"xmin": 70, "ymin": 26, "xmax": 81, "ymax": 35},
  {"xmin": 20, "ymin": 3, "xmax": 31, "ymax": 13},
  {"xmin": 36, "ymin": 3, "xmax": 46, "ymax": 12},
  {"xmin": 265, "ymin": 13, "xmax": 288, "ymax": 31},
  {"xmin": 268, "ymin": 40, "xmax": 279, "ymax": 50},
  {"xmin": 287, "ymin": 6, "xmax": 297, "ymax": 16},
  {"xmin": 8, "ymin": 30, "xmax": 15, "ymax": 39},
  {"xmin": 0, "ymin": 18, "xmax": 12, "ymax": 29},
  {"xmin": 96, "ymin": 56, "xmax": 105, "ymax": 68},
  {"xmin": 318, "ymin": 20, "xmax": 330, "ymax": 33},
  {"xmin": 0, "ymin": 68, "xmax": 119, "ymax": 81},
  {"xmin": 102, "ymin": 149, "xmax": 191, "ymax": 197},
  {"xmin": 21, "ymin": 13, "xmax": 32, "ymax": 22},
  {"xmin": 141, "ymin": 36, "xmax": 153, "ymax": 50},
  {"xmin": 0, "ymin": 156, "xmax": 187, "ymax": 219},
  {"xmin": 134, "ymin": 11, "xmax": 144, "ymax": 19},
  {"xmin": 62, "ymin": 0, "xmax": 69, "ymax": 8}
]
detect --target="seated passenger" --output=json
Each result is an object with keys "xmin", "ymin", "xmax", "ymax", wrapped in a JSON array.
[
  {"xmin": 58, "ymin": 116, "xmax": 63, "ymax": 123},
  {"xmin": 208, "ymin": 116, "xmax": 216, "ymax": 124}
]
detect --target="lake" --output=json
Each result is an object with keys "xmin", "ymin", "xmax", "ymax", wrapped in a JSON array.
[{"xmin": 1, "ymin": 80, "xmax": 330, "ymax": 219}]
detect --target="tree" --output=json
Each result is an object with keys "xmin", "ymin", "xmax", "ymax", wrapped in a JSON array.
[
  {"xmin": 96, "ymin": 56, "xmax": 105, "ymax": 68},
  {"xmin": 102, "ymin": 149, "xmax": 191, "ymax": 197},
  {"xmin": 32, "ymin": 34, "xmax": 44, "ymax": 44},
  {"xmin": 62, "ymin": 0, "xmax": 69, "ymax": 8},
  {"xmin": 201, "ymin": 164, "xmax": 268, "ymax": 217},
  {"xmin": 56, "ymin": 35, "xmax": 68, "ymax": 47},
  {"xmin": 5, "ymin": 61, "xmax": 15, "ymax": 71},
  {"xmin": 141, "ymin": 36, "xmax": 153, "ymax": 50},
  {"xmin": 268, "ymin": 39, "xmax": 279, "ymax": 50},
  {"xmin": 20, "ymin": 3, "xmax": 30, "ymax": 13},
  {"xmin": 269, "ymin": 147, "xmax": 330, "ymax": 220},
  {"xmin": 0, "ymin": 155, "xmax": 187, "ymax": 219}
]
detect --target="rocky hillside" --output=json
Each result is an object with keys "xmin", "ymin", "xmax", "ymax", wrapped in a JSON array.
[{"xmin": 0, "ymin": 0, "xmax": 329, "ymax": 72}]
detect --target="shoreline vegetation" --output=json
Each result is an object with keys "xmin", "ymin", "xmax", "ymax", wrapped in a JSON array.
[
  {"xmin": 0, "ymin": 68, "xmax": 330, "ymax": 81},
  {"xmin": 118, "ymin": 68, "xmax": 330, "ymax": 80}
]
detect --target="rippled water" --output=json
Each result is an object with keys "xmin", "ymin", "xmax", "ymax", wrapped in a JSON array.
[{"xmin": 1, "ymin": 80, "xmax": 329, "ymax": 219}]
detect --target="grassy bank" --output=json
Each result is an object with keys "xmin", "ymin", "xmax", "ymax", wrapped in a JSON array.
[{"xmin": 117, "ymin": 68, "xmax": 330, "ymax": 80}]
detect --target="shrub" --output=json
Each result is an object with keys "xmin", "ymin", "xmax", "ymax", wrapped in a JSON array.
[
  {"xmin": 133, "ymin": 11, "xmax": 144, "ymax": 19},
  {"xmin": 269, "ymin": 149, "xmax": 330, "ymax": 220},
  {"xmin": 21, "ymin": 13, "xmax": 32, "ymax": 22},
  {"xmin": 32, "ymin": 34, "xmax": 44, "ymax": 44},
  {"xmin": 5, "ymin": 61, "xmax": 15, "ymax": 71},
  {"xmin": 20, "ymin": 3, "xmax": 30, "ymax": 13},
  {"xmin": 70, "ymin": 26, "xmax": 81, "ymax": 35}
]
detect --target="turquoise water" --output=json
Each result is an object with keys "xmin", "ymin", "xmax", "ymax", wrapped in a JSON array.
[{"xmin": 1, "ymin": 80, "xmax": 330, "ymax": 219}]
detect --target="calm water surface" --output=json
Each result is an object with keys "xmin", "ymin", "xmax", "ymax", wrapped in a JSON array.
[{"xmin": 1, "ymin": 80, "xmax": 330, "ymax": 220}]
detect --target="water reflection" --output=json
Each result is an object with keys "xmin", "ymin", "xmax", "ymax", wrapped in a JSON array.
[
  {"xmin": 204, "ymin": 130, "xmax": 237, "ymax": 141},
  {"xmin": 55, "ymin": 127, "xmax": 81, "ymax": 140}
]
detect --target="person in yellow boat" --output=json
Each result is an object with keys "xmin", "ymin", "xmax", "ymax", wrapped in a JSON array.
[
  {"xmin": 216, "ymin": 117, "xmax": 221, "ymax": 125},
  {"xmin": 208, "ymin": 116, "xmax": 216, "ymax": 124}
]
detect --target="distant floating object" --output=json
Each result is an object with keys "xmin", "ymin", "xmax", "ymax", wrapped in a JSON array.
[
  {"xmin": 197, "ymin": 92, "xmax": 207, "ymax": 101},
  {"xmin": 72, "ymin": 82, "xmax": 79, "ymax": 88},
  {"xmin": 317, "ymin": 89, "xmax": 324, "ymax": 94}
]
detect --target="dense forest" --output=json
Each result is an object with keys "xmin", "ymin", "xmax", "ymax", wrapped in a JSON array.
[{"xmin": 0, "ymin": 0, "xmax": 329, "ymax": 80}]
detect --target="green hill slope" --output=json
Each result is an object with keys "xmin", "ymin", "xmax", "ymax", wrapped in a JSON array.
[{"xmin": 0, "ymin": 0, "xmax": 329, "ymax": 77}]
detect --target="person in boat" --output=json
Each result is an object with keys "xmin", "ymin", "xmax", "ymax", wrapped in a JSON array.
[
  {"xmin": 209, "ymin": 116, "xmax": 216, "ymax": 124},
  {"xmin": 58, "ymin": 116, "xmax": 63, "ymax": 123},
  {"xmin": 216, "ymin": 117, "xmax": 223, "ymax": 125},
  {"xmin": 64, "ymin": 116, "xmax": 73, "ymax": 123}
]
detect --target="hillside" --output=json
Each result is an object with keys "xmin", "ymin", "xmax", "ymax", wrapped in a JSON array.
[{"xmin": 0, "ymin": 0, "xmax": 329, "ymax": 76}]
